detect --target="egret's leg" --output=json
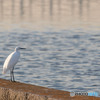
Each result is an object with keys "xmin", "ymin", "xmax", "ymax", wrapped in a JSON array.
[
  {"xmin": 12, "ymin": 70, "xmax": 15, "ymax": 82},
  {"xmin": 12, "ymin": 68, "xmax": 15, "ymax": 82},
  {"xmin": 10, "ymin": 70, "xmax": 13, "ymax": 81}
]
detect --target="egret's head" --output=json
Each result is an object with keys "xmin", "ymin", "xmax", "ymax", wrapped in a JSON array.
[{"xmin": 15, "ymin": 47, "xmax": 25, "ymax": 51}]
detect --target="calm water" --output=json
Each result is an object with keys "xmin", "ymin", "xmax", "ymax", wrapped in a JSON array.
[{"xmin": 0, "ymin": 0, "xmax": 100, "ymax": 95}]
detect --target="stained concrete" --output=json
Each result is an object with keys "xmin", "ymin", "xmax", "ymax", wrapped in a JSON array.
[{"xmin": 0, "ymin": 78, "xmax": 99, "ymax": 100}]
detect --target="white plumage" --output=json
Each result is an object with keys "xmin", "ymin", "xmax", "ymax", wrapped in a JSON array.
[
  {"xmin": 2, "ymin": 47, "xmax": 25, "ymax": 81},
  {"xmin": 3, "ymin": 50, "xmax": 20, "ymax": 74}
]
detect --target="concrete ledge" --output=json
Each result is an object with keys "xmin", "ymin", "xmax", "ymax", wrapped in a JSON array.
[{"xmin": 0, "ymin": 78, "xmax": 99, "ymax": 100}]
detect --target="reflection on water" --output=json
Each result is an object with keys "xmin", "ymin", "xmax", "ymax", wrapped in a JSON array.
[
  {"xmin": 0, "ymin": 0, "xmax": 99, "ymax": 29},
  {"xmin": 0, "ymin": 0, "xmax": 100, "ymax": 94}
]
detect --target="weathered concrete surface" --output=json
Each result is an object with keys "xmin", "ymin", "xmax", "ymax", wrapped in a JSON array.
[{"xmin": 0, "ymin": 78, "xmax": 99, "ymax": 100}]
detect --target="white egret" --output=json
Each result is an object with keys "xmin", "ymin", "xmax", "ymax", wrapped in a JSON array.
[{"xmin": 2, "ymin": 47, "xmax": 25, "ymax": 82}]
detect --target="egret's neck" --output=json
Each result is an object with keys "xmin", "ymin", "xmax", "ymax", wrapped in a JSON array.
[{"xmin": 15, "ymin": 49, "xmax": 19, "ymax": 52}]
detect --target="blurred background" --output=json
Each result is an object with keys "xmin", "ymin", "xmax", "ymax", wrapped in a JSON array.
[{"xmin": 0, "ymin": 0, "xmax": 100, "ymax": 94}]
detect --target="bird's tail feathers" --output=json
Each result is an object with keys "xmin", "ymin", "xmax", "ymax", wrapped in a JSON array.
[
  {"xmin": 2, "ymin": 69, "xmax": 6, "ymax": 74},
  {"xmin": 2, "ymin": 71, "xmax": 5, "ymax": 74}
]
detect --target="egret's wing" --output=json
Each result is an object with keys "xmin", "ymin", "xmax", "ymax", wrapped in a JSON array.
[{"xmin": 3, "ymin": 51, "xmax": 20, "ymax": 74}]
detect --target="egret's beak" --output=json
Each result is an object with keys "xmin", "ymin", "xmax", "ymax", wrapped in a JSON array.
[{"xmin": 20, "ymin": 48, "xmax": 26, "ymax": 49}]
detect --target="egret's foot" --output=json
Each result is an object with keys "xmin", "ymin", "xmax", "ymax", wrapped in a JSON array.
[
  {"xmin": 12, "ymin": 80, "xmax": 16, "ymax": 82},
  {"xmin": 10, "ymin": 80, "xmax": 16, "ymax": 82},
  {"xmin": 10, "ymin": 80, "xmax": 13, "ymax": 82}
]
